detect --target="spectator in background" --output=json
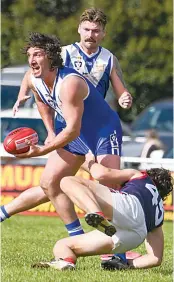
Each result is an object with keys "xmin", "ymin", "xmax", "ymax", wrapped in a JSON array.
[{"xmin": 140, "ymin": 129, "xmax": 165, "ymax": 158}]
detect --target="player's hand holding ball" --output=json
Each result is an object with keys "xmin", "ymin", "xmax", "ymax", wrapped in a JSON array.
[{"xmin": 3, "ymin": 127, "xmax": 40, "ymax": 157}]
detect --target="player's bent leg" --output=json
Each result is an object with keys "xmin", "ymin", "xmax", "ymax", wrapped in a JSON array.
[
  {"xmin": 1, "ymin": 186, "xmax": 48, "ymax": 221},
  {"xmin": 60, "ymin": 176, "xmax": 113, "ymax": 219},
  {"xmin": 60, "ymin": 176, "xmax": 116, "ymax": 236},
  {"xmin": 96, "ymin": 154, "xmax": 128, "ymax": 262},
  {"xmin": 54, "ymin": 230, "xmax": 114, "ymax": 258},
  {"xmin": 40, "ymin": 148, "xmax": 85, "ymax": 225},
  {"xmin": 32, "ymin": 230, "xmax": 114, "ymax": 270}
]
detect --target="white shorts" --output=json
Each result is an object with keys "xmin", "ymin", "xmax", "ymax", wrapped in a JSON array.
[{"xmin": 110, "ymin": 191, "xmax": 147, "ymax": 253}]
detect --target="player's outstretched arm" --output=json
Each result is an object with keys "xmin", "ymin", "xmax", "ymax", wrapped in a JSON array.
[
  {"xmin": 130, "ymin": 226, "xmax": 164, "ymax": 269},
  {"xmin": 86, "ymin": 156, "xmax": 140, "ymax": 185},
  {"xmin": 13, "ymin": 70, "xmax": 32, "ymax": 116}
]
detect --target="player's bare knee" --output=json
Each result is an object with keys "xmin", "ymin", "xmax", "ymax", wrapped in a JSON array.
[
  {"xmin": 53, "ymin": 238, "xmax": 67, "ymax": 255},
  {"xmin": 40, "ymin": 178, "xmax": 60, "ymax": 198},
  {"xmin": 60, "ymin": 176, "xmax": 72, "ymax": 192},
  {"xmin": 60, "ymin": 176, "xmax": 80, "ymax": 192},
  {"xmin": 40, "ymin": 175, "xmax": 55, "ymax": 191}
]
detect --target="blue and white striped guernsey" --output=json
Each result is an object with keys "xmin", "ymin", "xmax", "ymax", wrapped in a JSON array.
[
  {"xmin": 61, "ymin": 43, "xmax": 113, "ymax": 98},
  {"xmin": 31, "ymin": 66, "xmax": 122, "ymax": 156}
]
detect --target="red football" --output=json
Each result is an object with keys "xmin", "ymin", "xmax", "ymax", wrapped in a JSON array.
[{"xmin": 3, "ymin": 127, "xmax": 38, "ymax": 155}]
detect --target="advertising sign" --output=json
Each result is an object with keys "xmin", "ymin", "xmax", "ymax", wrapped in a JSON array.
[{"xmin": 1, "ymin": 164, "xmax": 173, "ymax": 220}]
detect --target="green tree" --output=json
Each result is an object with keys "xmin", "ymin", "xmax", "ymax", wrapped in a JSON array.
[
  {"xmin": 103, "ymin": 0, "xmax": 173, "ymax": 120},
  {"xmin": 1, "ymin": 0, "xmax": 14, "ymax": 13},
  {"xmin": 1, "ymin": 0, "xmax": 82, "ymax": 67},
  {"xmin": 35, "ymin": 0, "xmax": 81, "ymax": 19}
]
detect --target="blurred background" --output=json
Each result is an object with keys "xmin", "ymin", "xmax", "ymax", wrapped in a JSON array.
[{"xmin": 1, "ymin": 0, "xmax": 173, "ymax": 159}]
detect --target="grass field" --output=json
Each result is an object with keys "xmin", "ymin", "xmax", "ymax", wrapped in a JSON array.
[{"xmin": 1, "ymin": 216, "xmax": 173, "ymax": 282}]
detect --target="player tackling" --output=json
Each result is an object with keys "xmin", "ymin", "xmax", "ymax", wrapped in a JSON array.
[{"xmin": 32, "ymin": 157, "xmax": 173, "ymax": 270}]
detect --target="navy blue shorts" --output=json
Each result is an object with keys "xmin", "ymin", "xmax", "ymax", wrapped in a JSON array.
[{"xmin": 55, "ymin": 124, "xmax": 122, "ymax": 156}]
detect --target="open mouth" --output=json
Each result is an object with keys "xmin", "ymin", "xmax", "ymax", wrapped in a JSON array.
[
  {"xmin": 32, "ymin": 65, "xmax": 40, "ymax": 70},
  {"xmin": 31, "ymin": 65, "xmax": 40, "ymax": 75}
]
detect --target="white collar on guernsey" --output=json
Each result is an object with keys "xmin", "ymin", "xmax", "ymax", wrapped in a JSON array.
[{"xmin": 75, "ymin": 42, "xmax": 100, "ymax": 58}]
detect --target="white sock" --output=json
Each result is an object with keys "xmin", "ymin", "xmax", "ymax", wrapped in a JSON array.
[{"xmin": 0, "ymin": 206, "xmax": 10, "ymax": 222}]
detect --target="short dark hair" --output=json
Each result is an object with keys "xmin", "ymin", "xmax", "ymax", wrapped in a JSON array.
[
  {"xmin": 147, "ymin": 168, "xmax": 173, "ymax": 200},
  {"xmin": 80, "ymin": 8, "xmax": 107, "ymax": 29},
  {"xmin": 23, "ymin": 32, "xmax": 63, "ymax": 69}
]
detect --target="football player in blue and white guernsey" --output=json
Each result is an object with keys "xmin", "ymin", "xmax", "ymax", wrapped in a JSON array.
[
  {"xmin": 12, "ymin": 31, "xmax": 125, "ymax": 231},
  {"xmin": 3, "ymin": 9, "xmax": 132, "ymax": 224}
]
